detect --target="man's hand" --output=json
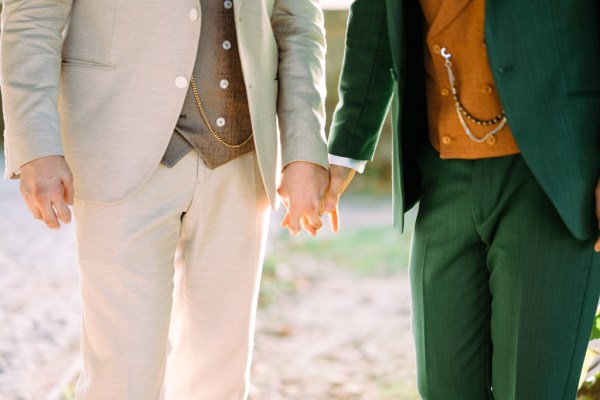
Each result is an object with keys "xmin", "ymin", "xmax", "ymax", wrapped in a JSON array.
[
  {"xmin": 322, "ymin": 164, "xmax": 356, "ymax": 233},
  {"xmin": 278, "ymin": 161, "xmax": 330, "ymax": 236},
  {"xmin": 595, "ymin": 177, "xmax": 600, "ymax": 252},
  {"xmin": 19, "ymin": 156, "xmax": 74, "ymax": 229}
]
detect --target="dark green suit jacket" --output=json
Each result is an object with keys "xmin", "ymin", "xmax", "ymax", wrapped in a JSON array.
[{"xmin": 329, "ymin": 0, "xmax": 600, "ymax": 240}]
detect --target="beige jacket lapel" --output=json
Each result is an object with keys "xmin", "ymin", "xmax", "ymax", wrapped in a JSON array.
[{"xmin": 234, "ymin": 0, "xmax": 244, "ymax": 17}]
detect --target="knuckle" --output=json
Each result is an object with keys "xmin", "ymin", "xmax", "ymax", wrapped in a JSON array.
[{"xmin": 33, "ymin": 191, "xmax": 48, "ymax": 202}]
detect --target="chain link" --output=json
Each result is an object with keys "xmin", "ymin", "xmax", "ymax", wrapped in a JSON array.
[
  {"xmin": 440, "ymin": 48, "xmax": 507, "ymax": 143},
  {"xmin": 190, "ymin": 76, "xmax": 253, "ymax": 149}
]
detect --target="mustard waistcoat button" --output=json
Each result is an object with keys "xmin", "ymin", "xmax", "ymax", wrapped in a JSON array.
[{"xmin": 481, "ymin": 85, "xmax": 494, "ymax": 94}]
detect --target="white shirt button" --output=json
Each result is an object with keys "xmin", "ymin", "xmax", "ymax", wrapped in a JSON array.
[
  {"xmin": 222, "ymin": 40, "xmax": 232, "ymax": 50},
  {"xmin": 188, "ymin": 8, "xmax": 199, "ymax": 21},
  {"xmin": 224, "ymin": 0, "xmax": 233, "ymax": 9},
  {"xmin": 216, "ymin": 118, "xmax": 226, "ymax": 127},
  {"xmin": 220, "ymin": 79, "xmax": 229, "ymax": 89},
  {"xmin": 175, "ymin": 76, "xmax": 188, "ymax": 89}
]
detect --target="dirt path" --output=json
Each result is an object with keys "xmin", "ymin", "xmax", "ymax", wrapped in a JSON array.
[
  {"xmin": 0, "ymin": 166, "xmax": 80, "ymax": 400},
  {"xmin": 251, "ymin": 265, "xmax": 417, "ymax": 399}
]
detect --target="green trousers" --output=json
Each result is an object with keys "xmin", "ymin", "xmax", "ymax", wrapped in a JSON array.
[{"xmin": 410, "ymin": 144, "xmax": 600, "ymax": 400}]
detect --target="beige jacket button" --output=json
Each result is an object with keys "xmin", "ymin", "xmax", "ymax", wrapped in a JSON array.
[
  {"xmin": 216, "ymin": 118, "xmax": 226, "ymax": 127},
  {"xmin": 486, "ymin": 136, "xmax": 497, "ymax": 145},
  {"xmin": 175, "ymin": 76, "xmax": 188, "ymax": 88},
  {"xmin": 189, "ymin": 8, "xmax": 199, "ymax": 21},
  {"xmin": 442, "ymin": 136, "xmax": 452, "ymax": 145}
]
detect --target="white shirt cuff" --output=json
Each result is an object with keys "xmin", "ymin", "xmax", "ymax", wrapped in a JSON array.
[{"xmin": 328, "ymin": 154, "xmax": 367, "ymax": 173}]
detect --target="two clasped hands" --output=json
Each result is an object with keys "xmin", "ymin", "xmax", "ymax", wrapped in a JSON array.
[{"xmin": 277, "ymin": 161, "xmax": 356, "ymax": 236}]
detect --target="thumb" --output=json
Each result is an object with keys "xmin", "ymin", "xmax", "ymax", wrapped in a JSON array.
[
  {"xmin": 324, "ymin": 166, "xmax": 355, "ymax": 213},
  {"xmin": 329, "ymin": 207, "xmax": 340, "ymax": 233},
  {"xmin": 63, "ymin": 176, "xmax": 74, "ymax": 206},
  {"xmin": 323, "ymin": 180, "xmax": 342, "ymax": 214}
]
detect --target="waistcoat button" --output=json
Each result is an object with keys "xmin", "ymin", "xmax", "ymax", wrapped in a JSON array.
[
  {"xmin": 189, "ymin": 8, "xmax": 199, "ymax": 21},
  {"xmin": 481, "ymin": 85, "xmax": 493, "ymax": 94},
  {"xmin": 175, "ymin": 76, "xmax": 188, "ymax": 88}
]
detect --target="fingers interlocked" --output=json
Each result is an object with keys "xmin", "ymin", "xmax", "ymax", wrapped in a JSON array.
[{"xmin": 278, "ymin": 161, "xmax": 329, "ymax": 236}]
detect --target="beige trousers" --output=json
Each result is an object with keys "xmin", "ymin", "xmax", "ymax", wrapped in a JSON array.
[{"xmin": 72, "ymin": 150, "xmax": 270, "ymax": 399}]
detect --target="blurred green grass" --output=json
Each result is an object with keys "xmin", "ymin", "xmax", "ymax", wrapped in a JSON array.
[
  {"xmin": 259, "ymin": 201, "xmax": 417, "ymax": 308},
  {"xmin": 259, "ymin": 224, "xmax": 411, "ymax": 308},
  {"xmin": 273, "ymin": 226, "xmax": 410, "ymax": 275},
  {"xmin": 258, "ymin": 225, "xmax": 411, "ymax": 307},
  {"xmin": 378, "ymin": 381, "xmax": 421, "ymax": 400}
]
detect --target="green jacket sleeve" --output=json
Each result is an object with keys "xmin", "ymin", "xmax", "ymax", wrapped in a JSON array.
[{"xmin": 328, "ymin": 0, "xmax": 394, "ymax": 161}]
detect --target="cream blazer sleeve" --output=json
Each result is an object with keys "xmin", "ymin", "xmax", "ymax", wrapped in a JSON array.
[
  {"xmin": 271, "ymin": 0, "xmax": 328, "ymax": 170},
  {"xmin": 1, "ymin": 0, "xmax": 73, "ymax": 178}
]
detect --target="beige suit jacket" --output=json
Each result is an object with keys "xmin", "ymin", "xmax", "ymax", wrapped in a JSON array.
[{"xmin": 1, "ymin": 0, "xmax": 328, "ymax": 206}]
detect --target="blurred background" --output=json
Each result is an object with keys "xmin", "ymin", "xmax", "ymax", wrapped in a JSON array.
[{"xmin": 1, "ymin": 2, "xmax": 598, "ymax": 400}]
